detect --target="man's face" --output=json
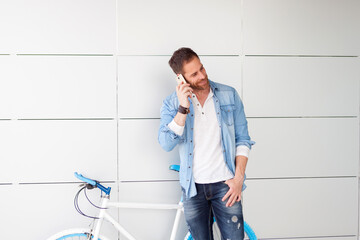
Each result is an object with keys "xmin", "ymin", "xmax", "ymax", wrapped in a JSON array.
[{"xmin": 182, "ymin": 57, "xmax": 209, "ymax": 90}]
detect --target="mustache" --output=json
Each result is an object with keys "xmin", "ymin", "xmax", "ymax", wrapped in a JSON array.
[{"xmin": 190, "ymin": 77, "xmax": 209, "ymax": 90}]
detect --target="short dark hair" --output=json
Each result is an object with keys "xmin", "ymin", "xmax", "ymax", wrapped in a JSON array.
[{"xmin": 168, "ymin": 47, "xmax": 199, "ymax": 74}]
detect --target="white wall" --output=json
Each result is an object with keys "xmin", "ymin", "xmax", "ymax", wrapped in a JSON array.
[{"xmin": 0, "ymin": 0, "xmax": 359, "ymax": 239}]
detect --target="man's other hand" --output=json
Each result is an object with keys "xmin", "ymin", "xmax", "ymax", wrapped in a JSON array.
[{"xmin": 222, "ymin": 177, "xmax": 243, "ymax": 207}]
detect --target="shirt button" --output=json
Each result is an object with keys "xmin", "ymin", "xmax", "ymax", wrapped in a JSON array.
[
  {"xmin": 217, "ymin": 112, "xmax": 219, "ymax": 114},
  {"xmin": 190, "ymin": 140, "xmax": 193, "ymax": 142},
  {"xmin": 191, "ymin": 114, "xmax": 193, "ymax": 117},
  {"xmin": 191, "ymin": 128, "xmax": 193, "ymax": 130},
  {"xmin": 189, "ymin": 153, "xmax": 192, "ymax": 155},
  {"xmin": 223, "ymin": 150, "xmax": 226, "ymax": 153}
]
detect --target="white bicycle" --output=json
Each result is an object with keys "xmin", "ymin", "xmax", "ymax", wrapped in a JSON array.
[{"xmin": 47, "ymin": 165, "xmax": 257, "ymax": 240}]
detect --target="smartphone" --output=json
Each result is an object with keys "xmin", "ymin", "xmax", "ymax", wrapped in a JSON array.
[
  {"xmin": 176, "ymin": 74, "xmax": 187, "ymax": 84},
  {"xmin": 176, "ymin": 74, "xmax": 193, "ymax": 95}
]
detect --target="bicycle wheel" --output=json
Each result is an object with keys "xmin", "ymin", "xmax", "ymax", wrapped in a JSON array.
[
  {"xmin": 184, "ymin": 231, "xmax": 192, "ymax": 240},
  {"xmin": 46, "ymin": 228, "xmax": 110, "ymax": 240},
  {"xmin": 244, "ymin": 221, "xmax": 257, "ymax": 240}
]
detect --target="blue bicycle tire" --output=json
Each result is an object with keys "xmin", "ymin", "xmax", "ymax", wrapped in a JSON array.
[
  {"xmin": 184, "ymin": 232, "xmax": 193, "ymax": 240},
  {"xmin": 56, "ymin": 233, "xmax": 90, "ymax": 240},
  {"xmin": 244, "ymin": 221, "xmax": 257, "ymax": 240},
  {"xmin": 47, "ymin": 228, "xmax": 109, "ymax": 240}
]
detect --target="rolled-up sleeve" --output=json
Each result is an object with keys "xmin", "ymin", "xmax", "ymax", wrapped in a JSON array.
[
  {"xmin": 168, "ymin": 119, "xmax": 185, "ymax": 136},
  {"xmin": 236, "ymin": 145, "xmax": 250, "ymax": 158},
  {"xmin": 233, "ymin": 90, "xmax": 256, "ymax": 150},
  {"xmin": 158, "ymin": 95, "xmax": 181, "ymax": 152}
]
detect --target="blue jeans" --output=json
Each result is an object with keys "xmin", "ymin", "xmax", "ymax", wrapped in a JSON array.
[{"xmin": 183, "ymin": 181, "xmax": 244, "ymax": 240}]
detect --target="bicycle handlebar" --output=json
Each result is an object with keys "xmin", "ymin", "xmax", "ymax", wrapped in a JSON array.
[
  {"xmin": 74, "ymin": 172, "xmax": 97, "ymax": 186},
  {"xmin": 74, "ymin": 172, "xmax": 111, "ymax": 195},
  {"xmin": 74, "ymin": 165, "xmax": 181, "ymax": 196}
]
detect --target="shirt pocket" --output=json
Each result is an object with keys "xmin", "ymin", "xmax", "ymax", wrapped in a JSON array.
[{"xmin": 220, "ymin": 104, "xmax": 236, "ymax": 126}]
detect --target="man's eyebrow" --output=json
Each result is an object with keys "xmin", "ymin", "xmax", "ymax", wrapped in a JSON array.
[
  {"xmin": 188, "ymin": 64, "xmax": 204, "ymax": 77},
  {"xmin": 191, "ymin": 65, "xmax": 204, "ymax": 75}
]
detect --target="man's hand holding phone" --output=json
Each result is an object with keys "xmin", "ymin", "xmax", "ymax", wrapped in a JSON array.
[{"xmin": 176, "ymin": 74, "xmax": 193, "ymax": 108}]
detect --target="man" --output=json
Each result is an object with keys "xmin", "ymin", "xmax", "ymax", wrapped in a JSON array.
[{"xmin": 158, "ymin": 47, "xmax": 255, "ymax": 239}]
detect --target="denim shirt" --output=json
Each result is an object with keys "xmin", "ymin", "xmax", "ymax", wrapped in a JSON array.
[{"xmin": 158, "ymin": 80, "xmax": 255, "ymax": 199}]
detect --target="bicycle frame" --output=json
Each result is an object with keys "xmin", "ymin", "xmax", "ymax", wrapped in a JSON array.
[
  {"xmin": 71, "ymin": 171, "xmax": 257, "ymax": 240},
  {"xmin": 91, "ymin": 194, "xmax": 184, "ymax": 240}
]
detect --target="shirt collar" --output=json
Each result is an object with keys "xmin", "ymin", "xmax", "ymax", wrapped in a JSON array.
[
  {"xmin": 208, "ymin": 87, "xmax": 214, "ymax": 99},
  {"xmin": 209, "ymin": 80, "xmax": 218, "ymax": 92},
  {"xmin": 190, "ymin": 85, "xmax": 214, "ymax": 106}
]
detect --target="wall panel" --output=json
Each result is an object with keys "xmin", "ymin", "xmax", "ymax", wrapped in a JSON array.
[
  {"xmin": 0, "ymin": 56, "xmax": 15, "ymax": 118},
  {"xmin": 246, "ymin": 118, "xmax": 359, "ymax": 178},
  {"xmin": 117, "ymin": 0, "xmax": 241, "ymax": 55},
  {"xmin": 0, "ymin": 121, "xmax": 15, "ymax": 183},
  {"xmin": 243, "ymin": 0, "xmax": 360, "ymax": 55},
  {"xmin": 0, "ymin": 120, "xmax": 117, "ymax": 183},
  {"xmin": 243, "ymin": 57, "xmax": 359, "ymax": 117},
  {"xmin": 0, "ymin": 0, "xmax": 116, "ymax": 53},
  {"xmin": 13, "ymin": 56, "xmax": 116, "ymax": 119},
  {"xmin": 117, "ymin": 56, "xmax": 176, "ymax": 118},
  {"xmin": 0, "ymin": 184, "xmax": 118, "ymax": 240},
  {"xmin": 118, "ymin": 119, "xmax": 180, "ymax": 181},
  {"xmin": 200, "ymin": 56, "xmax": 242, "ymax": 94},
  {"xmin": 243, "ymin": 178, "xmax": 358, "ymax": 239}
]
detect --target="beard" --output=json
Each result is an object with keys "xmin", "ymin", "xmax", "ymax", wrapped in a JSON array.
[{"xmin": 189, "ymin": 76, "xmax": 209, "ymax": 91}]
